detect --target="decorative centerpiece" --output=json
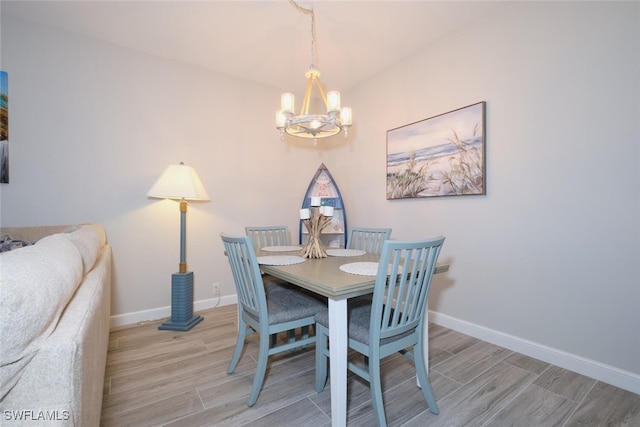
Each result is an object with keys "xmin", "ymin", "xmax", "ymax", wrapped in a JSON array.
[{"xmin": 299, "ymin": 197, "xmax": 334, "ymax": 258}]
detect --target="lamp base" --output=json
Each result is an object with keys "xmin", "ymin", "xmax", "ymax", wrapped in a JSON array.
[{"xmin": 159, "ymin": 271, "xmax": 203, "ymax": 331}]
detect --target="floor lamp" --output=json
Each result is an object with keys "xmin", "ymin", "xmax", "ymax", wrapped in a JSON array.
[{"xmin": 147, "ymin": 162, "xmax": 210, "ymax": 331}]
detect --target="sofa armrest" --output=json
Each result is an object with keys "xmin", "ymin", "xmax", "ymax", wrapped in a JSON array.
[{"xmin": 0, "ymin": 245, "xmax": 112, "ymax": 426}]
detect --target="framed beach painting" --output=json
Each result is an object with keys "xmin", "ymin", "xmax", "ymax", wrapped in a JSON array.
[
  {"xmin": 1, "ymin": 71, "xmax": 8, "ymax": 184},
  {"xmin": 386, "ymin": 101, "xmax": 486, "ymax": 199}
]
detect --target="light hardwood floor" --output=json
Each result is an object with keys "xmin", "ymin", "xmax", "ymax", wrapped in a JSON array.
[{"xmin": 101, "ymin": 305, "xmax": 640, "ymax": 426}]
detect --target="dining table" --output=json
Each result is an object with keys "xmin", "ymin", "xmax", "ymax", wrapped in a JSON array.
[{"xmin": 256, "ymin": 246, "xmax": 449, "ymax": 427}]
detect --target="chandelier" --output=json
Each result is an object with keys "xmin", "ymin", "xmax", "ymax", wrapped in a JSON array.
[{"xmin": 276, "ymin": 0, "xmax": 352, "ymax": 144}]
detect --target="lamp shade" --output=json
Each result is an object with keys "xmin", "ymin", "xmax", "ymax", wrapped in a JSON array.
[{"xmin": 147, "ymin": 163, "xmax": 210, "ymax": 201}]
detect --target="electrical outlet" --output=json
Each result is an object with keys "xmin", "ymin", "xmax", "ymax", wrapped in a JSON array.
[{"xmin": 213, "ymin": 283, "xmax": 220, "ymax": 296}]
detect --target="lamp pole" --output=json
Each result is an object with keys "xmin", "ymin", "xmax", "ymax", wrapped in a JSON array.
[
  {"xmin": 179, "ymin": 199, "xmax": 187, "ymax": 274},
  {"xmin": 158, "ymin": 198, "xmax": 203, "ymax": 331}
]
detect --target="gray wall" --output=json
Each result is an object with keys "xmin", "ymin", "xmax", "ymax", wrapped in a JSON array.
[{"xmin": 332, "ymin": 1, "xmax": 639, "ymax": 389}]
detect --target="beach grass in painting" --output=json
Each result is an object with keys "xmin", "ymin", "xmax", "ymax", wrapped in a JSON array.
[
  {"xmin": 386, "ymin": 102, "xmax": 486, "ymax": 199},
  {"xmin": 1, "ymin": 71, "xmax": 8, "ymax": 184}
]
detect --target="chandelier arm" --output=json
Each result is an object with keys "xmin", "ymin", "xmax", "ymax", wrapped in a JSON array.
[
  {"xmin": 315, "ymin": 76, "xmax": 328, "ymax": 107},
  {"xmin": 301, "ymin": 74, "xmax": 314, "ymax": 115}
]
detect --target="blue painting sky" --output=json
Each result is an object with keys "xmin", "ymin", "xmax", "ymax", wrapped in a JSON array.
[
  {"xmin": 387, "ymin": 102, "xmax": 484, "ymax": 155},
  {"xmin": 0, "ymin": 71, "xmax": 7, "ymax": 96}
]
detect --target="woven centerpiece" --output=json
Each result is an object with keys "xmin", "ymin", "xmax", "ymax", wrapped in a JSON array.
[{"xmin": 300, "ymin": 205, "xmax": 333, "ymax": 258}]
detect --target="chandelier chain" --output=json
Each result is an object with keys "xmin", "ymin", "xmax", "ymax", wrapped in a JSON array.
[{"xmin": 289, "ymin": 0, "xmax": 317, "ymax": 67}]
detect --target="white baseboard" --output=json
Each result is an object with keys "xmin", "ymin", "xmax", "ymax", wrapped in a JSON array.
[
  {"xmin": 428, "ymin": 310, "xmax": 640, "ymax": 395},
  {"xmin": 110, "ymin": 294, "xmax": 237, "ymax": 329}
]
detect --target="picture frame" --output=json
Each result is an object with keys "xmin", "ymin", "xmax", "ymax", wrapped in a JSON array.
[
  {"xmin": 1, "ymin": 71, "xmax": 8, "ymax": 184},
  {"xmin": 386, "ymin": 101, "xmax": 486, "ymax": 199}
]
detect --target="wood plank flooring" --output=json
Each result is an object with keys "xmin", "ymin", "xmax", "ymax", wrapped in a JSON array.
[{"xmin": 101, "ymin": 305, "xmax": 640, "ymax": 426}]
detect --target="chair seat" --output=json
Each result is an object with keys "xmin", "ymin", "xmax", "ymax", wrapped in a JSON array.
[
  {"xmin": 263, "ymin": 275, "xmax": 295, "ymax": 293},
  {"xmin": 316, "ymin": 298, "xmax": 413, "ymax": 346},
  {"xmin": 245, "ymin": 288, "xmax": 326, "ymax": 325}
]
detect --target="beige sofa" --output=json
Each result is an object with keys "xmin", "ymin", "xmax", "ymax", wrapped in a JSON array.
[{"xmin": 0, "ymin": 224, "xmax": 112, "ymax": 426}]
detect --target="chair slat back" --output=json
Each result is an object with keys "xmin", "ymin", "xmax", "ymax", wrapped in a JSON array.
[
  {"xmin": 371, "ymin": 237, "xmax": 445, "ymax": 342},
  {"xmin": 347, "ymin": 227, "xmax": 392, "ymax": 254},
  {"xmin": 221, "ymin": 234, "xmax": 267, "ymax": 321},
  {"xmin": 245, "ymin": 225, "xmax": 290, "ymax": 250}
]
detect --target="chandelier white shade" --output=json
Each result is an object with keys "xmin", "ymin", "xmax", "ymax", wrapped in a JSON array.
[{"xmin": 276, "ymin": 1, "xmax": 352, "ymax": 143}]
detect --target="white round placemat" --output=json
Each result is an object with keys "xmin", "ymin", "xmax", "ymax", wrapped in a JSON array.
[
  {"xmin": 261, "ymin": 245, "xmax": 302, "ymax": 252},
  {"xmin": 256, "ymin": 255, "xmax": 306, "ymax": 266},
  {"xmin": 339, "ymin": 262, "xmax": 404, "ymax": 276},
  {"xmin": 339, "ymin": 262, "xmax": 379, "ymax": 276},
  {"xmin": 326, "ymin": 248, "xmax": 366, "ymax": 257}
]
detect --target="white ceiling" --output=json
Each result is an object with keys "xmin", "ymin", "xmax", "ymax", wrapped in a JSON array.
[{"xmin": 2, "ymin": 0, "xmax": 504, "ymax": 92}]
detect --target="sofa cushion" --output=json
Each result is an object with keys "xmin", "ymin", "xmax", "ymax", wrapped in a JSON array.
[
  {"xmin": 0, "ymin": 234, "xmax": 84, "ymax": 399},
  {"xmin": 63, "ymin": 224, "xmax": 106, "ymax": 273}
]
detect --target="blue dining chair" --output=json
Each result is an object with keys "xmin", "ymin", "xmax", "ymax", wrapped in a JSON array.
[
  {"xmin": 347, "ymin": 227, "xmax": 392, "ymax": 254},
  {"xmin": 315, "ymin": 236, "xmax": 445, "ymax": 426},
  {"xmin": 245, "ymin": 225, "xmax": 294, "ymax": 293},
  {"xmin": 221, "ymin": 234, "xmax": 326, "ymax": 407},
  {"xmin": 245, "ymin": 225, "xmax": 304, "ymax": 345},
  {"xmin": 245, "ymin": 225, "xmax": 291, "ymax": 250}
]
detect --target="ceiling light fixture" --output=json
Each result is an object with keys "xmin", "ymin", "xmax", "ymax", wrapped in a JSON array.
[{"xmin": 276, "ymin": 0, "xmax": 352, "ymax": 145}]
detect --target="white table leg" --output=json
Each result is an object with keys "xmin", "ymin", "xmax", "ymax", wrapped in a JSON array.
[{"xmin": 328, "ymin": 297, "xmax": 347, "ymax": 427}]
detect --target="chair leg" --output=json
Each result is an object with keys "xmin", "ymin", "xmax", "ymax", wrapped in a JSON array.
[
  {"xmin": 248, "ymin": 330, "xmax": 271, "ymax": 407},
  {"xmin": 369, "ymin": 355, "xmax": 388, "ymax": 427},
  {"xmin": 414, "ymin": 342, "xmax": 439, "ymax": 414},
  {"xmin": 300, "ymin": 325, "xmax": 310, "ymax": 349},
  {"xmin": 315, "ymin": 324, "xmax": 329, "ymax": 392},
  {"xmin": 228, "ymin": 319, "xmax": 247, "ymax": 374}
]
